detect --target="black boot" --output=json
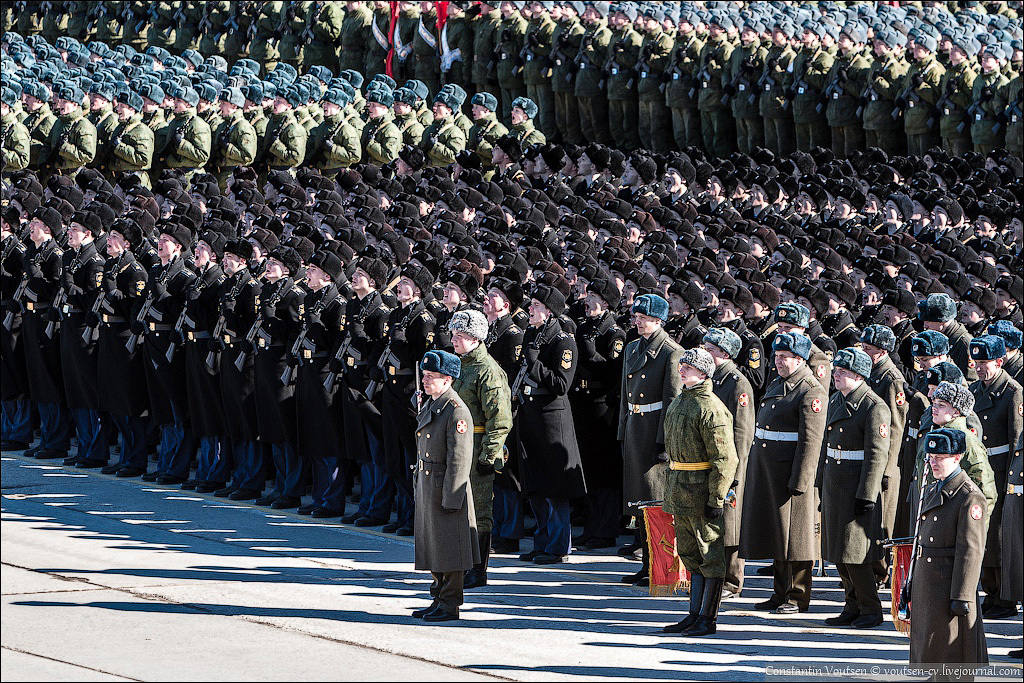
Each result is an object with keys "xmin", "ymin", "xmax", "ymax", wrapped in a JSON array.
[
  {"xmin": 684, "ymin": 577, "xmax": 724, "ymax": 637},
  {"xmin": 465, "ymin": 532, "xmax": 490, "ymax": 589},
  {"xmin": 663, "ymin": 573, "xmax": 704, "ymax": 633}
]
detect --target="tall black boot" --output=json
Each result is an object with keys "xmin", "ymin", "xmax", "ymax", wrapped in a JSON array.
[
  {"xmin": 465, "ymin": 532, "xmax": 491, "ymax": 589},
  {"xmin": 684, "ymin": 577, "xmax": 724, "ymax": 637},
  {"xmin": 621, "ymin": 543, "xmax": 650, "ymax": 584},
  {"xmin": 663, "ymin": 573, "xmax": 704, "ymax": 633}
]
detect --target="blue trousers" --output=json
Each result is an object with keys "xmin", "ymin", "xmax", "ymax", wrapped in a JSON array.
[
  {"xmin": 2, "ymin": 399, "xmax": 32, "ymax": 444},
  {"xmin": 311, "ymin": 455, "xmax": 346, "ymax": 512},
  {"xmin": 270, "ymin": 442, "xmax": 304, "ymax": 499},
  {"xmin": 196, "ymin": 436, "xmax": 230, "ymax": 484},
  {"xmin": 494, "ymin": 487, "xmax": 524, "ymax": 541},
  {"xmin": 36, "ymin": 401, "xmax": 71, "ymax": 452},
  {"xmin": 72, "ymin": 408, "xmax": 108, "ymax": 463},
  {"xmin": 112, "ymin": 415, "xmax": 148, "ymax": 470},
  {"xmin": 228, "ymin": 440, "xmax": 262, "ymax": 491},
  {"xmin": 529, "ymin": 496, "xmax": 571, "ymax": 556},
  {"xmin": 156, "ymin": 405, "xmax": 195, "ymax": 479},
  {"xmin": 364, "ymin": 428, "xmax": 394, "ymax": 521},
  {"xmin": 356, "ymin": 462, "xmax": 375, "ymax": 517}
]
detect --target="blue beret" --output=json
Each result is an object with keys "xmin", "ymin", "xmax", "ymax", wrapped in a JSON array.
[
  {"xmin": 926, "ymin": 428, "xmax": 967, "ymax": 455},
  {"xmin": 471, "ymin": 91, "xmax": 498, "ymax": 111},
  {"xmin": 911, "ymin": 330, "xmax": 950, "ymax": 357},
  {"xmin": 833, "ymin": 347, "xmax": 872, "ymax": 379},
  {"xmin": 926, "ymin": 361, "xmax": 963, "ymax": 386},
  {"xmin": 969, "ymin": 334, "xmax": 1006, "ymax": 361},
  {"xmin": 860, "ymin": 324, "xmax": 896, "ymax": 353},
  {"xmin": 511, "ymin": 96, "xmax": 538, "ymax": 119},
  {"xmin": 632, "ymin": 293, "xmax": 669, "ymax": 322},
  {"xmin": 918, "ymin": 293, "xmax": 957, "ymax": 323},
  {"xmin": 421, "ymin": 350, "xmax": 461, "ymax": 379},
  {"xmin": 775, "ymin": 302, "xmax": 810, "ymax": 328},
  {"xmin": 703, "ymin": 327, "xmax": 742, "ymax": 359},
  {"xmin": 773, "ymin": 332, "xmax": 813, "ymax": 360},
  {"xmin": 987, "ymin": 321, "xmax": 1022, "ymax": 350}
]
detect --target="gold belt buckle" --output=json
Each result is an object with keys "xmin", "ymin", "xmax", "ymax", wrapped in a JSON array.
[
  {"xmin": 26, "ymin": 302, "xmax": 34, "ymax": 311},
  {"xmin": 631, "ymin": 404, "xmax": 641, "ymax": 414},
  {"xmin": 523, "ymin": 386, "xmax": 531, "ymax": 395},
  {"xmin": 223, "ymin": 334, "xmax": 231, "ymax": 343},
  {"xmin": 346, "ymin": 356, "xmax": 354, "ymax": 367},
  {"xmin": 388, "ymin": 366, "xmax": 396, "ymax": 376},
  {"xmin": 187, "ymin": 331, "xmax": 195, "ymax": 341},
  {"xmin": 102, "ymin": 314, "xmax": 110, "ymax": 323},
  {"xmin": 149, "ymin": 322, "xmax": 156, "ymax": 331},
  {"xmin": 303, "ymin": 349, "xmax": 312, "ymax": 359},
  {"xmin": 579, "ymin": 380, "xmax": 588, "ymax": 389}
]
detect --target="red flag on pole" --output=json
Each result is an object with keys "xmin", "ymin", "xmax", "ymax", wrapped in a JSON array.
[
  {"xmin": 436, "ymin": 0, "xmax": 449, "ymax": 33},
  {"xmin": 643, "ymin": 505, "xmax": 690, "ymax": 596},
  {"xmin": 385, "ymin": 1, "xmax": 400, "ymax": 79}
]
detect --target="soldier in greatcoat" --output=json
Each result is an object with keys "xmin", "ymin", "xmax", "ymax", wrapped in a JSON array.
[{"xmin": 1001, "ymin": 434, "xmax": 1023, "ymax": 658}]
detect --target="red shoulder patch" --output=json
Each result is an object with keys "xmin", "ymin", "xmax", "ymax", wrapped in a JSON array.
[
  {"xmin": 738, "ymin": 393, "xmax": 749, "ymax": 407},
  {"xmin": 811, "ymin": 398, "xmax": 823, "ymax": 413},
  {"xmin": 879, "ymin": 423, "xmax": 888, "ymax": 438},
  {"xmin": 970, "ymin": 504, "xmax": 983, "ymax": 521},
  {"xmin": 816, "ymin": 364, "xmax": 827, "ymax": 379},
  {"xmin": 456, "ymin": 420, "xmax": 467, "ymax": 434},
  {"xmin": 895, "ymin": 391, "xmax": 905, "ymax": 406}
]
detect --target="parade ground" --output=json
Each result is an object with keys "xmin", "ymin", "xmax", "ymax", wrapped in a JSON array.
[{"xmin": 2, "ymin": 449, "xmax": 1021, "ymax": 682}]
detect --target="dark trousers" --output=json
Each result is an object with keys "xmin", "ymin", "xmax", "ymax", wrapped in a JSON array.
[
  {"xmin": 583, "ymin": 487, "xmax": 620, "ymax": 540},
  {"xmin": 72, "ymin": 408, "xmax": 108, "ymax": 463},
  {"xmin": 773, "ymin": 559, "xmax": 813, "ymax": 609},
  {"xmin": 270, "ymin": 441, "xmax": 304, "ymax": 499},
  {"xmin": 981, "ymin": 566, "xmax": 1014, "ymax": 608},
  {"xmin": 356, "ymin": 462, "xmax": 375, "ymax": 517},
  {"xmin": 113, "ymin": 414, "xmax": 148, "ymax": 470},
  {"xmin": 364, "ymin": 428, "xmax": 395, "ymax": 521},
  {"xmin": 529, "ymin": 496, "xmax": 571, "ymax": 556},
  {"xmin": 311, "ymin": 454, "xmax": 346, "ymax": 512},
  {"xmin": 37, "ymin": 401, "xmax": 72, "ymax": 452},
  {"xmin": 196, "ymin": 436, "xmax": 230, "ymax": 485},
  {"xmin": 156, "ymin": 404, "xmax": 194, "ymax": 479},
  {"xmin": 431, "ymin": 571, "xmax": 465, "ymax": 613},
  {"xmin": 836, "ymin": 561, "xmax": 882, "ymax": 615},
  {"xmin": 493, "ymin": 486, "xmax": 523, "ymax": 541},
  {"xmin": 2, "ymin": 399, "xmax": 33, "ymax": 444},
  {"xmin": 725, "ymin": 545, "xmax": 744, "ymax": 593},
  {"xmin": 230, "ymin": 439, "xmax": 263, "ymax": 492}
]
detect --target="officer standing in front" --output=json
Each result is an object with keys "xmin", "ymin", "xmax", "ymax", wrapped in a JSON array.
[
  {"xmin": 821, "ymin": 348, "xmax": 889, "ymax": 629},
  {"xmin": 412, "ymin": 350, "xmax": 480, "ymax": 623},
  {"xmin": 662, "ymin": 347, "xmax": 737, "ymax": 638},
  {"xmin": 909, "ymin": 428, "xmax": 989, "ymax": 675}
]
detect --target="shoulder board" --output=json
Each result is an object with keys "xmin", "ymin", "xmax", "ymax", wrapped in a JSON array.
[
  {"xmin": 292, "ymin": 285, "xmax": 304, "ymax": 294},
  {"xmin": 508, "ymin": 324, "xmax": 521, "ymax": 334},
  {"xmin": 421, "ymin": 310, "xmax": 432, "ymax": 321}
]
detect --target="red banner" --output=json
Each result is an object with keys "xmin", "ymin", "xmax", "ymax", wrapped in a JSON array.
[
  {"xmin": 436, "ymin": 0, "xmax": 449, "ymax": 33},
  {"xmin": 385, "ymin": 1, "xmax": 400, "ymax": 79},
  {"xmin": 890, "ymin": 542, "xmax": 913, "ymax": 634},
  {"xmin": 643, "ymin": 506, "xmax": 689, "ymax": 596}
]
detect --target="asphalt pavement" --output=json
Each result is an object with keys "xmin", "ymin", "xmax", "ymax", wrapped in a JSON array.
[{"xmin": 2, "ymin": 449, "xmax": 1021, "ymax": 681}]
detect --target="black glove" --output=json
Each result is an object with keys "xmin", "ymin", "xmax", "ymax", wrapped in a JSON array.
[
  {"xmin": 788, "ymin": 486, "xmax": 804, "ymax": 497},
  {"xmin": 441, "ymin": 506, "xmax": 459, "ymax": 514},
  {"xmin": 210, "ymin": 337, "xmax": 225, "ymax": 352},
  {"xmin": 129, "ymin": 319, "xmax": 146, "ymax": 336},
  {"xmin": 476, "ymin": 460, "xmax": 495, "ymax": 476},
  {"xmin": 347, "ymin": 320, "xmax": 365, "ymax": 339},
  {"xmin": 389, "ymin": 328, "xmax": 407, "ymax": 344},
  {"xmin": 286, "ymin": 354, "xmax": 299, "ymax": 368},
  {"xmin": 703, "ymin": 504, "xmax": 723, "ymax": 520},
  {"xmin": 170, "ymin": 328, "xmax": 185, "ymax": 345},
  {"xmin": 730, "ymin": 480, "xmax": 739, "ymax": 490},
  {"xmin": 44, "ymin": 307, "xmax": 62, "ymax": 322},
  {"xmin": 881, "ymin": 475, "xmax": 890, "ymax": 492},
  {"xmin": 524, "ymin": 344, "xmax": 541, "ymax": 364},
  {"xmin": 106, "ymin": 287, "xmax": 125, "ymax": 302},
  {"xmin": 221, "ymin": 298, "xmax": 237, "ymax": 313},
  {"xmin": 949, "ymin": 600, "xmax": 970, "ymax": 617},
  {"xmin": 152, "ymin": 279, "xmax": 169, "ymax": 299},
  {"xmin": 237, "ymin": 338, "xmax": 254, "ymax": 354},
  {"xmin": 328, "ymin": 356, "xmax": 346, "ymax": 374},
  {"xmin": 854, "ymin": 498, "xmax": 875, "ymax": 516},
  {"xmin": 170, "ymin": 129, "xmax": 184, "ymax": 147}
]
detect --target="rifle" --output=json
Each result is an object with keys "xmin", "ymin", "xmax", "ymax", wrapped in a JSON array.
[
  {"xmin": 205, "ymin": 273, "xmax": 249, "ymax": 371},
  {"xmin": 165, "ymin": 279, "xmax": 206, "ymax": 364},
  {"xmin": 509, "ymin": 355, "xmax": 529, "ymax": 409},
  {"xmin": 365, "ymin": 301, "xmax": 418, "ymax": 401},
  {"xmin": 280, "ymin": 294, "xmax": 327, "ymax": 386},
  {"xmin": 44, "ymin": 285, "xmax": 67, "ymax": 338},
  {"xmin": 234, "ymin": 280, "xmax": 285, "ymax": 372},
  {"xmin": 81, "ymin": 288, "xmax": 106, "ymax": 344},
  {"xmin": 322, "ymin": 334, "xmax": 352, "ymax": 393},
  {"xmin": 3, "ymin": 274, "xmax": 29, "ymax": 331},
  {"xmin": 125, "ymin": 265, "xmax": 170, "ymax": 355}
]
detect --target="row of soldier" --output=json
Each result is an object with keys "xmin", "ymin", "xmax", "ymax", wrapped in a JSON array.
[{"xmin": 2, "ymin": 1, "xmax": 1022, "ymax": 162}]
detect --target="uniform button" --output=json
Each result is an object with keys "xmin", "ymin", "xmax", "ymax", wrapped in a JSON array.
[
  {"xmin": 426, "ymin": 434, "xmax": 430, "ymax": 439},
  {"xmin": 839, "ymin": 427, "xmax": 843, "ymax": 433},
  {"xmin": 983, "ymin": 416, "xmax": 988, "ymax": 420},
  {"xmin": 641, "ymin": 374, "xmax": 645, "ymax": 379},
  {"xmin": 927, "ymin": 557, "xmax": 932, "ymax": 563},
  {"xmin": 417, "ymin": 431, "xmax": 421, "ymax": 437},
  {"xmin": 828, "ymin": 426, "xmax": 832, "ymax": 431},
  {"xmin": 639, "ymin": 393, "xmax": 644, "ymax": 398},
  {"xmin": 761, "ymin": 443, "xmax": 766, "ymax": 448},
  {"xmin": 772, "ymin": 403, "xmax": 776, "ymax": 409},
  {"xmin": 933, "ymin": 516, "xmax": 938, "ymax": 521},
  {"xmin": 929, "ymin": 537, "xmax": 934, "ymax": 542}
]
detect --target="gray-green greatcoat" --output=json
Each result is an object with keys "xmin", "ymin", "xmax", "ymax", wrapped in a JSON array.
[
  {"xmin": 867, "ymin": 354, "xmax": 908, "ymax": 544},
  {"xmin": 711, "ymin": 359, "xmax": 754, "ymax": 548},
  {"xmin": 1000, "ymin": 434, "xmax": 1023, "ymax": 603},
  {"xmin": 739, "ymin": 363, "xmax": 827, "ymax": 561},
  {"xmin": 413, "ymin": 388, "xmax": 481, "ymax": 573}
]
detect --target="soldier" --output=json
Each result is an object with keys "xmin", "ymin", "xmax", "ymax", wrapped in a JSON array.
[
  {"xmin": 740, "ymin": 332, "xmax": 827, "ymax": 614},
  {"xmin": 549, "ymin": 2, "xmax": 585, "ymax": 145},
  {"xmin": 308, "ymin": 87, "xmax": 361, "ymax": 177},
  {"xmin": 969, "ymin": 44, "xmax": 1010, "ymax": 155},
  {"xmin": 392, "ymin": 88, "xmax": 426, "ymax": 148},
  {"xmin": 470, "ymin": 1, "xmax": 503, "ymax": 110},
  {"xmin": 209, "ymin": 87, "xmax": 258, "ymax": 188},
  {"xmin": 716, "ymin": 281, "xmax": 766, "ymax": 399},
  {"xmin": 1, "ymin": 216, "xmax": 31, "ymax": 452},
  {"xmin": 155, "ymin": 86, "xmax": 211, "ymax": 185},
  {"xmin": 989, "ymin": 321, "xmax": 1023, "ymax": 387},
  {"xmin": 103, "ymin": 92, "xmax": 155, "ymax": 186},
  {"xmin": 305, "ymin": 0, "xmax": 344, "ymax": 72},
  {"xmin": 1002, "ymin": 434, "xmax": 1023, "ymax": 658},
  {"xmin": 449, "ymin": 310, "xmax": 512, "ymax": 587},
  {"xmin": 495, "ymin": 1, "xmax": 528, "ymax": 122},
  {"xmin": 861, "ymin": 30, "xmax": 908, "ymax": 156},
  {"xmin": 664, "ymin": 11, "xmax": 703, "ymax": 152},
  {"xmin": 770, "ymin": 302, "xmax": 832, "ymax": 390},
  {"xmin": 364, "ymin": 1, "xmax": 392, "ymax": 80},
  {"xmin": 820, "ymin": 348, "xmax": 889, "ymax": 629},
  {"xmin": 412, "ymin": 0, "xmax": 442, "ymax": 97},
  {"xmin": 421, "ymin": 88, "xmax": 467, "ymax": 167},
  {"xmin": 392, "ymin": 1, "xmax": 421, "ymax": 85},
  {"xmin": 702, "ymin": 328, "xmax": 754, "ymax": 600},
  {"xmin": 934, "ymin": 38, "xmax": 976, "ymax": 156},
  {"xmin": 521, "ymin": 1, "xmax": 555, "ymax": 139},
  {"xmin": 898, "ymin": 33, "xmax": 945, "ymax": 156},
  {"xmin": 411, "ymin": 350, "xmax": 479, "ymax": 623},
  {"xmin": 635, "ymin": 7, "xmax": 673, "ymax": 153},
  {"xmin": 574, "ymin": 2, "xmax": 612, "ymax": 145},
  {"xmin": 258, "ymin": 87, "xmax": 307, "ymax": 173},
  {"xmin": 2, "ymin": 88, "xmax": 30, "ymax": 172},
  {"xmin": 725, "ymin": 18, "xmax": 766, "ymax": 155},
  {"xmin": 618, "ymin": 294, "xmax": 683, "ymax": 584},
  {"xmin": 508, "ymin": 97, "xmax": 545, "ymax": 147},
  {"xmin": 787, "ymin": 23, "xmax": 833, "ymax": 153},
  {"xmin": 759, "ymin": 21, "xmax": 797, "ymax": 155},
  {"xmin": 919, "ymin": 293, "xmax": 976, "ymax": 383},
  {"xmin": 439, "ymin": 1, "xmax": 472, "ymax": 92},
  {"xmin": 467, "ymin": 92, "xmax": 508, "ymax": 169},
  {"xmin": 1005, "ymin": 70, "xmax": 1022, "ymax": 160},
  {"xmin": 571, "ymin": 278, "xmax": 625, "ymax": 550},
  {"xmin": 968, "ymin": 335, "xmax": 1024, "ymax": 620},
  {"xmin": 249, "ymin": 1, "xmax": 285, "ymax": 74},
  {"xmin": 44, "ymin": 84, "xmax": 97, "ymax": 177},
  {"xmin": 138, "ymin": 83, "xmax": 168, "ymax": 136},
  {"xmin": 825, "ymin": 24, "xmax": 870, "ymax": 158},
  {"xmin": 515, "ymin": 285, "xmax": 585, "ymax": 565},
  {"xmin": 361, "ymin": 87, "xmax": 401, "ymax": 165},
  {"xmin": 606, "ymin": 4, "xmax": 642, "ymax": 151},
  {"xmin": 339, "ymin": 1, "xmax": 372, "ymax": 74},
  {"xmin": 661, "ymin": 347, "xmax": 737, "ymax": 637},
  {"xmin": 195, "ymin": 85, "xmax": 224, "ymax": 137},
  {"xmin": 909, "ymin": 428, "xmax": 989, "ymax": 675},
  {"xmin": 20, "ymin": 83, "xmax": 57, "ymax": 169}
]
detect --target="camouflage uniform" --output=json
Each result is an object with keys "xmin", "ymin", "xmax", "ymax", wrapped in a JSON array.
[
  {"xmin": 549, "ymin": 14, "xmax": 585, "ymax": 144},
  {"xmin": 574, "ymin": 17, "xmax": 612, "ymax": 144},
  {"xmin": 861, "ymin": 49, "xmax": 908, "ymax": 156},
  {"xmin": 786, "ymin": 43, "xmax": 834, "ymax": 152},
  {"xmin": 523, "ymin": 11, "xmax": 557, "ymax": 139},
  {"xmin": 936, "ymin": 58, "xmax": 977, "ymax": 156},
  {"xmin": 969, "ymin": 67, "xmax": 1009, "ymax": 155},
  {"xmin": 665, "ymin": 29, "xmax": 704, "ymax": 151},
  {"xmin": 607, "ymin": 21, "xmax": 643, "ymax": 151}
]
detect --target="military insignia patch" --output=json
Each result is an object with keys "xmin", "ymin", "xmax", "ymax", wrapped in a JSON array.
[
  {"xmin": 816, "ymin": 364, "xmax": 826, "ymax": 379},
  {"xmin": 970, "ymin": 504, "xmax": 983, "ymax": 520},
  {"xmin": 879, "ymin": 423, "xmax": 888, "ymax": 438},
  {"xmin": 811, "ymin": 398, "xmax": 822, "ymax": 413},
  {"xmin": 738, "ymin": 393, "xmax": 749, "ymax": 407},
  {"xmin": 136, "ymin": 280, "xmax": 145, "ymax": 294},
  {"xmin": 824, "ymin": 350, "xmax": 834, "ymax": 361},
  {"xmin": 456, "ymin": 419, "xmax": 467, "ymax": 434},
  {"xmin": 611, "ymin": 338, "xmax": 624, "ymax": 358},
  {"xmin": 895, "ymin": 391, "xmax": 905, "ymax": 406},
  {"xmin": 561, "ymin": 348, "xmax": 573, "ymax": 369},
  {"xmin": 748, "ymin": 348, "xmax": 760, "ymax": 369},
  {"xmin": 426, "ymin": 331, "xmax": 434, "ymax": 345},
  {"xmin": 514, "ymin": 344, "xmax": 522, "ymax": 360}
]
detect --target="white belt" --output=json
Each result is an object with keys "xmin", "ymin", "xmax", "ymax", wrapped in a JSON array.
[
  {"xmin": 627, "ymin": 401, "xmax": 663, "ymax": 415},
  {"xmin": 827, "ymin": 447, "xmax": 865, "ymax": 461},
  {"xmin": 1009, "ymin": 484, "xmax": 1022, "ymax": 496},
  {"xmin": 907, "ymin": 427, "xmax": 919, "ymax": 439},
  {"xmin": 755, "ymin": 427, "xmax": 799, "ymax": 442},
  {"xmin": 986, "ymin": 444, "xmax": 1011, "ymax": 456}
]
